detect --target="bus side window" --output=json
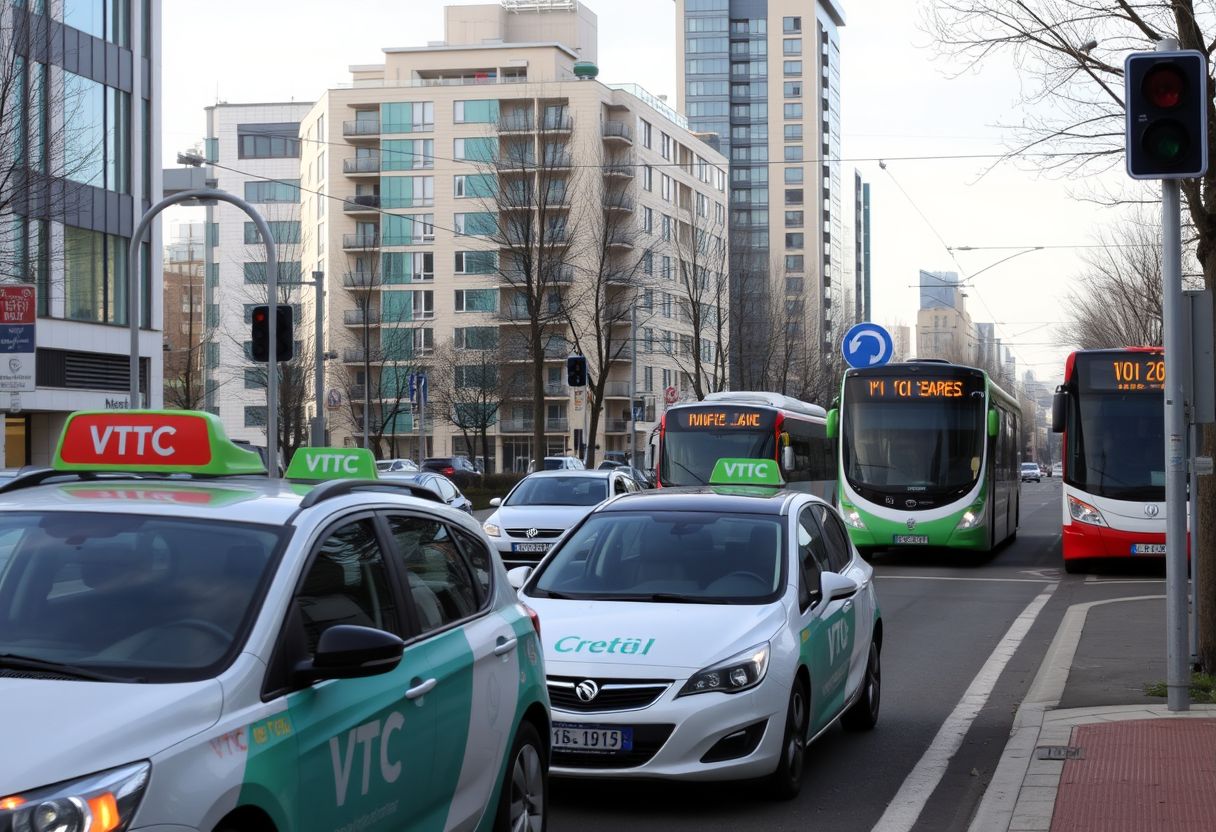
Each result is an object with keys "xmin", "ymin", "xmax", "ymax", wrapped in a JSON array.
[{"xmin": 787, "ymin": 421, "xmax": 813, "ymax": 483}]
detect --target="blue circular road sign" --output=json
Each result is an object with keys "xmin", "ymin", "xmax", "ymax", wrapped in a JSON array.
[{"xmin": 842, "ymin": 322, "xmax": 894, "ymax": 369}]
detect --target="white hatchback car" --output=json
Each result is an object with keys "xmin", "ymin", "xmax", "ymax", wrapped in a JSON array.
[
  {"xmin": 511, "ymin": 459, "xmax": 882, "ymax": 798},
  {"xmin": 0, "ymin": 410, "xmax": 550, "ymax": 832}
]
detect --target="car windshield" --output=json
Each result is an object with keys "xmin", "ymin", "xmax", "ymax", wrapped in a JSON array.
[
  {"xmin": 1022, "ymin": 464, "xmax": 1038, "ymax": 472},
  {"xmin": 531, "ymin": 511, "xmax": 785, "ymax": 603},
  {"xmin": 0, "ymin": 512, "xmax": 285, "ymax": 683},
  {"xmin": 506, "ymin": 476, "xmax": 607, "ymax": 507}
]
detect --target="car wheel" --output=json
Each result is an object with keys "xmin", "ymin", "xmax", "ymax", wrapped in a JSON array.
[
  {"xmin": 841, "ymin": 640, "xmax": 881, "ymax": 732},
  {"xmin": 765, "ymin": 679, "xmax": 808, "ymax": 800},
  {"xmin": 1064, "ymin": 558, "xmax": 1086, "ymax": 575},
  {"xmin": 494, "ymin": 721, "xmax": 547, "ymax": 832}
]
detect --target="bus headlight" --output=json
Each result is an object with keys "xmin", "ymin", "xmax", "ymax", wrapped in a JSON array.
[
  {"xmin": 956, "ymin": 504, "xmax": 983, "ymax": 530},
  {"xmin": 1068, "ymin": 495, "xmax": 1106, "ymax": 526},
  {"xmin": 842, "ymin": 505, "xmax": 867, "ymax": 530}
]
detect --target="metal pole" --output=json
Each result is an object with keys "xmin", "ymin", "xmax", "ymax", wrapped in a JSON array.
[
  {"xmin": 1191, "ymin": 422, "xmax": 1201, "ymax": 666},
  {"xmin": 630, "ymin": 304, "xmax": 637, "ymax": 467},
  {"xmin": 127, "ymin": 188, "xmax": 278, "ymax": 477},
  {"xmin": 362, "ymin": 299, "xmax": 371, "ymax": 450},
  {"xmin": 418, "ymin": 375, "xmax": 426, "ymax": 465},
  {"xmin": 1163, "ymin": 173, "xmax": 1190, "ymax": 711},
  {"xmin": 311, "ymin": 271, "xmax": 326, "ymax": 447}
]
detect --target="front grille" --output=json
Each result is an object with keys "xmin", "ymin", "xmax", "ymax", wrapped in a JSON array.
[
  {"xmin": 548, "ymin": 676, "xmax": 672, "ymax": 712},
  {"xmin": 553, "ymin": 724, "xmax": 675, "ymax": 769},
  {"xmin": 506, "ymin": 528, "xmax": 564, "ymax": 539}
]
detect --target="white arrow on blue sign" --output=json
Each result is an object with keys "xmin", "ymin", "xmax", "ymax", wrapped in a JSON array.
[{"xmin": 841, "ymin": 322, "xmax": 894, "ymax": 369}]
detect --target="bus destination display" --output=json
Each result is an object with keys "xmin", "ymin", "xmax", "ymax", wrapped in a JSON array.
[
  {"xmin": 671, "ymin": 407, "xmax": 776, "ymax": 430},
  {"xmin": 1079, "ymin": 354, "xmax": 1164, "ymax": 393},
  {"xmin": 849, "ymin": 376, "xmax": 982, "ymax": 400}
]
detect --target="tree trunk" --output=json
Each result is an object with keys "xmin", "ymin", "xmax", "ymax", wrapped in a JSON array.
[
  {"xmin": 531, "ymin": 322, "xmax": 545, "ymax": 471},
  {"xmin": 586, "ymin": 398, "xmax": 601, "ymax": 468}
]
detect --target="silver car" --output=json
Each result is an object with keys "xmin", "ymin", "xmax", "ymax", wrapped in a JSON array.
[{"xmin": 482, "ymin": 469, "xmax": 641, "ymax": 568}]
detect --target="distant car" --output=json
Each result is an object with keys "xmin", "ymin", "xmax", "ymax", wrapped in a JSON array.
[
  {"xmin": 1020, "ymin": 462, "xmax": 1041, "ymax": 483},
  {"xmin": 482, "ymin": 469, "xmax": 641, "ymax": 568},
  {"xmin": 528, "ymin": 456, "xmax": 586, "ymax": 472},
  {"xmin": 597, "ymin": 461, "xmax": 653, "ymax": 489},
  {"xmin": 380, "ymin": 471, "xmax": 473, "ymax": 514},
  {"xmin": 1052, "ymin": 462, "xmax": 1063, "ymax": 477},
  {"xmin": 1041, "ymin": 464, "xmax": 1051, "ymax": 478},
  {"xmin": 376, "ymin": 458, "xmax": 419, "ymax": 473},
  {"xmin": 421, "ymin": 456, "xmax": 482, "ymax": 488}
]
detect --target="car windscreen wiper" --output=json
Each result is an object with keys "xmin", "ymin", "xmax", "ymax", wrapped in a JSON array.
[
  {"xmin": 610, "ymin": 593, "xmax": 719, "ymax": 604},
  {"xmin": 0, "ymin": 652, "xmax": 143, "ymax": 683},
  {"xmin": 664, "ymin": 458, "xmax": 707, "ymax": 486}
]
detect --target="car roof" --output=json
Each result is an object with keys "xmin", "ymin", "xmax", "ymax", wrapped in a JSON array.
[
  {"xmin": 0, "ymin": 474, "xmax": 447, "ymax": 526},
  {"xmin": 595, "ymin": 486, "xmax": 806, "ymax": 515},
  {"xmin": 522, "ymin": 469, "xmax": 612, "ymax": 479}
]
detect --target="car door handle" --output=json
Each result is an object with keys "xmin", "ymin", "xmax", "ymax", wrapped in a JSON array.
[
  {"xmin": 494, "ymin": 637, "xmax": 518, "ymax": 656},
  {"xmin": 842, "ymin": 599, "xmax": 854, "ymax": 611},
  {"xmin": 406, "ymin": 677, "xmax": 437, "ymax": 700}
]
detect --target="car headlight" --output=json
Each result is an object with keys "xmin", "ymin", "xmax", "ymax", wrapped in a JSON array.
[
  {"xmin": 678, "ymin": 643, "xmax": 770, "ymax": 697},
  {"xmin": 1068, "ymin": 495, "xmax": 1106, "ymax": 526},
  {"xmin": 0, "ymin": 762, "xmax": 150, "ymax": 832},
  {"xmin": 483, "ymin": 522, "xmax": 501, "ymax": 537},
  {"xmin": 956, "ymin": 503, "xmax": 983, "ymax": 530},
  {"xmin": 841, "ymin": 505, "xmax": 866, "ymax": 530}
]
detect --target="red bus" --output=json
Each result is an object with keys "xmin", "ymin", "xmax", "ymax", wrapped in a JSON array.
[{"xmin": 1051, "ymin": 348, "xmax": 1165, "ymax": 572}]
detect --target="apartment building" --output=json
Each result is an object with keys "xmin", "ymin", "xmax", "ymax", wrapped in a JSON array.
[
  {"xmin": 297, "ymin": 1, "xmax": 730, "ymax": 471},
  {"xmin": 676, "ymin": 0, "xmax": 847, "ymax": 383},
  {"xmin": 0, "ymin": 0, "xmax": 162, "ymax": 466},
  {"xmin": 162, "ymin": 221, "xmax": 204, "ymax": 407},
  {"xmin": 200, "ymin": 101, "xmax": 315, "ymax": 443}
]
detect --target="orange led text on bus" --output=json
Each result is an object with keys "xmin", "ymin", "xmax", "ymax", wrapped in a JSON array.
[
  {"xmin": 685, "ymin": 411, "xmax": 763, "ymax": 428},
  {"xmin": 865, "ymin": 379, "xmax": 964, "ymax": 398}
]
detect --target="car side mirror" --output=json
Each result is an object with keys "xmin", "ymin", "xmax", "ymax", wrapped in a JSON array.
[
  {"xmin": 298, "ymin": 625, "xmax": 404, "ymax": 683},
  {"xmin": 987, "ymin": 408, "xmax": 1000, "ymax": 438},
  {"xmin": 820, "ymin": 571, "xmax": 860, "ymax": 603},
  {"xmin": 781, "ymin": 444, "xmax": 796, "ymax": 472},
  {"xmin": 507, "ymin": 565, "xmax": 533, "ymax": 590},
  {"xmin": 489, "ymin": 497, "xmax": 502, "ymax": 507},
  {"xmin": 826, "ymin": 407, "xmax": 839, "ymax": 439},
  {"xmin": 1052, "ymin": 387, "xmax": 1067, "ymax": 433}
]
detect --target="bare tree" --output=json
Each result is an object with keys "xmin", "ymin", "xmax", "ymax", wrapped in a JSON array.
[
  {"xmin": 162, "ymin": 263, "xmax": 207, "ymax": 410},
  {"xmin": 728, "ymin": 239, "xmax": 778, "ymax": 391},
  {"xmin": 429, "ymin": 335, "xmax": 514, "ymax": 470},
  {"xmin": 668, "ymin": 196, "xmax": 729, "ymax": 399}
]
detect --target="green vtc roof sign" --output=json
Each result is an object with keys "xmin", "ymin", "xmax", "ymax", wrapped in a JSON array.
[
  {"xmin": 286, "ymin": 447, "xmax": 378, "ymax": 482},
  {"xmin": 709, "ymin": 458, "xmax": 783, "ymax": 487}
]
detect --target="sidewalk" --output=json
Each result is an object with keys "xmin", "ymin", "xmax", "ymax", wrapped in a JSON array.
[{"xmin": 969, "ymin": 593, "xmax": 1216, "ymax": 832}]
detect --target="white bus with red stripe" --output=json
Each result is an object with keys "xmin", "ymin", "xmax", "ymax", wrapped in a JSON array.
[{"xmin": 1052, "ymin": 348, "xmax": 1166, "ymax": 572}]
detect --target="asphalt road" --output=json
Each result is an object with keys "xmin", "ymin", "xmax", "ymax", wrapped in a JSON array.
[{"xmin": 546, "ymin": 478, "xmax": 1171, "ymax": 832}]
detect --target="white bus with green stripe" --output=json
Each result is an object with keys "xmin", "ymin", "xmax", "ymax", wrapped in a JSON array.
[
  {"xmin": 828, "ymin": 361, "xmax": 1021, "ymax": 552},
  {"xmin": 0, "ymin": 410, "xmax": 550, "ymax": 832}
]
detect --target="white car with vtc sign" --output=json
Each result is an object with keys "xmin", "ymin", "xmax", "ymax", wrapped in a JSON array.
[{"xmin": 509, "ymin": 458, "xmax": 882, "ymax": 798}]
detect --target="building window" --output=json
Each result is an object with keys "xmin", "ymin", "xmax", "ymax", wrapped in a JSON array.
[
  {"xmin": 63, "ymin": 226, "xmax": 143, "ymax": 324},
  {"xmin": 642, "ymin": 250, "xmax": 653, "ymax": 275},
  {"xmin": 785, "ymin": 124, "xmax": 804, "ymax": 141},
  {"xmin": 785, "ymin": 211, "xmax": 804, "ymax": 227},
  {"xmin": 642, "ymin": 165, "xmax": 653, "ymax": 191},
  {"xmin": 381, "ymin": 101, "xmax": 434, "ymax": 133},
  {"xmin": 784, "ymin": 81, "xmax": 802, "ymax": 98},
  {"xmin": 785, "ymin": 233, "xmax": 804, "ymax": 249},
  {"xmin": 642, "ymin": 207, "xmax": 654, "ymax": 233},
  {"xmin": 381, "ymin": 176, "xmax": 434, "ymax": 208},
  {"xmin": 243, "ymin": 221, "xmax": 300, "ymax": 245},
  {"xmin": 661, "ymin": 255, "xmax": 672, "ymax": 279},
  {"xmin": 454, "ymin": 326, "xmax": 499, "ymax": 350},
  {"xmin": 784, "ymin": 145, "xmax": 803, "ymax": 161},
  {"xmin": 661, "ymin": 215, "xmax": 672, "ymax": 241},
  {"xmin": 237, "ymin": 123, "xmax": 301, "ymax": 159},
  {"xmin": 454, "ymin": 212, "xmax": 496, "ymax": 237},
  {"xmin": 784, "ymin": 39, "xmax": 802, "ymax": 55},
  {"xmin": 454, "ymin": 288, "xmax": 497, "ymax": 312},
  {"xmin": 785, "ymin": 255, "xmax": 804, "ymax": 272},
  {"xmin": 639, "ymin": 119, "xmax": 653, "ymax": 148},
  {"xmin": 382, "ymin": 251, "xmax": 434, "ymax": 284},
  {"xmin": 454, "ymin": 100, "xmax": 499, "ymax": 124},
  {"xmin": 63, "ymin": 0, "xmax": 129, "ymax": 45},
  {"xmin": 243, "ymin": 261, "xmax": 302, "ymax": 285},
  {"xmin": 244, "ymin": 180, "xmax": 300, "ymax": 203},
  {"xmin": 784, "ymin": 61, "xmax": 802, "ymax": 76},
  {"xmin": 661, "ymin": 174, "xmax": 672, "ymax": 202},
  {"xmin": 382, "ymin": 139, "xmax": 433, "ymax": 171},
  {"xmin": 784, "ymin": 103, "xmax": 804, "ymax": 119},
  {"xmin": 783, "ymin": 16, "xmax": 801, "ymax": 33},
  {"xmin": 383, "ymin": 214, "xmax": 435, "ymax": 245},
  {"xmin": 455, "ymin": 250, "xmax": 496, "ymax": 274},
  {"xmin": 785, "ymin": 189, "xmax": 803, "ymax": 205},
  {"xmin": 63, "ymin": 71, "xmax": 129, "ymax": 193},
  {"xmin": 660, "ymin": 133, "xmax": 672, "ymax": 160},
  {"xmin": 454, "ymin": 173, "xmax": 494, "ymax": 198},
  {"xmin": 785, "ymin": 167, "xmax": 804, "ymax": 184},
  {"xmin": 785, "ymin": 276, "xmax": 804, "ymax": 294},
  {"xmin": 454, "ymin": 137, "xmax": 497, "ymax": 163}
]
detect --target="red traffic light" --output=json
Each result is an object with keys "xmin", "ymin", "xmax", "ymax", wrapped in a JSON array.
[
  {"xmin": 1143, "ymin": 64, "xmax": 1186, "ymax": 108},
  {"xmin": 252, "ymin": 309, "xmax": 268, "ymax": 323}
]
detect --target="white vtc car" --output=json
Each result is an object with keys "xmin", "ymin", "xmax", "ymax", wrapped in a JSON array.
[{"xmin": 510, "ymin": 459, "xmax": 883, "ymax": 798}]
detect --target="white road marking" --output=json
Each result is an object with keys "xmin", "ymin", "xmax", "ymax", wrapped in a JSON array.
[
  {"xmin": 871, "ymin": 583, "xmax": 1058, "ymax": 832},
  {"xmin": 876, "ymin": 574, "xmax": 1056, "ymax": 584},
  {"xmin": 1083, "ymin": 576, "xmax": 1164, "ymax": 584}
]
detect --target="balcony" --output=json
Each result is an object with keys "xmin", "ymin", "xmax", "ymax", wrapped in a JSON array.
[
  {"xmin": 498, "ymin": 115, "xmax": 535, "ymax": 133},
  {"xmin": 604, "ymin": 418, "xmax": 632, "ymax": 433},
  {"xmin": 501, "ymin": 265, "xmax": 574, "ymax": 285},
  {"xmin": 344, "ymin": 308, "xmax": 380, "ymax": 326},
  {"xmin": 343, "ymin": 195, "xmax": 381, "ymax": 214},
  {"xmin": 543, "ymin": 153, "xmax": 574, "ymax": 169},
  {"xmin": 343, "ymin": 272, "xmax": 380, "ymax": 289},
  {"xmin": 544, "ymin": 382, "xmax": 568, "ymax": 396},
  {"xmin": 605, "ymin": 233, "xmax": 635, "ymax": 249},
  {"xmin": 502, "ymin": 340, "xmax": 570, "ymax": 359},
  {"xmin": 343, "ymin": 348, "xmax": 384, "ymax": 363},
  {"xmin": 602, "ymin": 122, "xmax": 633, "ymax": 143},
  {"xmin": 603, "ymin": 381, "xmax": 631, "ymax": 397},
  {"xmin": 545, "ymin": 417, "xmax": 569, "ymax": 432},
  {"xmin": 343, "ymin": 155, "xmax": 381, "ymax": 175},
  {"xmin": 603, "ymin": 196, "xmax": 635, "ymax": 212},
  {"xmin": 498, "ymin": 418, "xmax": 535, "ymax": 433},
  {"xmin": 343, "ymin": 233, "xmax": 380, "ymax": 250},
  {"xmin": 540, "ymin": 116, "xmax": 574, "ymax": 133},
  {"xmin": 603, "ymin": 163, "xmax": 635, "ymax": 179},
  {"xmin": 343, "ymin": 120, "xmax": 381, "ymax": 139}
]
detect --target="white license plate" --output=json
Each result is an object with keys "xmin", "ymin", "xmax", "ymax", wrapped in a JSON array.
[
  {"xmin": 893, "ymin": 535, "xmax": 930, "ymax": 545},
  {"xmin": 551, "ymin": 722, "xmax": 633, "ymax": 752},
  {"xmin": 512, "ymin": 542, "xmax": 550, "ymax": 553},
  {"xmin": 1131, "ymin": 543, "xmax": 1167, "ymax": 555}
]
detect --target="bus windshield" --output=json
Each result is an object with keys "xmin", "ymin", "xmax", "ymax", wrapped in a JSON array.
[
  {"xmin": 1067, "ymin": 392, "xmax": 1164, "ymax": 501},
  {"xmin": 660, "ymin": 405, "xmax": 777, "ymax": 486},
  {"xmin": 842, "ymin": 375, "xmax": 986, "ymax": 498}
]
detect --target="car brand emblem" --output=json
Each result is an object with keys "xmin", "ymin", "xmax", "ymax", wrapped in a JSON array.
[
  {"xmin": 526, "ymin": 527, "xmax": 539, "ymax": 538},
  {"xmin": 575, "ymin": 680, "xmax": 600, "ymax": 702},
  {"xmin": 1145, "ymin": 504, "xmax": 1160, "ymax": 518},
  {"xmin": 906, "ymin": 518, "xmax": 917, "ymax": 531},
  {"xmin": 905, "ymin": 499, "xmax": 918, "ymax": 509}
]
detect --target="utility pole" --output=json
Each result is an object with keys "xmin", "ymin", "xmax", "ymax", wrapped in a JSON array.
[
  {"xmin": 629, "ymin": 304, "xmax": 638, "ymax": 467},
  {"xmin": 310, "ymin": 271, "xmax": 326, "ymax": 447}
]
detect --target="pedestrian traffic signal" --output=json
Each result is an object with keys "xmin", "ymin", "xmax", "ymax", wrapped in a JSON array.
[
  {"xmin": 566, "ymin": 355, "xmax": 587, "ymax": 387},
  {"xmin": 250, "ymin": 304, "xmax": 294, "ymax": 362},
  {"xmin": 1125, "ymin": 50, "xmax": 1208, "ymax": 179}
]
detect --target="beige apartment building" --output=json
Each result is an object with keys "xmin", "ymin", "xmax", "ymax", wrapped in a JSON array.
[{"xmin": 298, "ymin": 1, "xmax": 730, "ymax": 471}]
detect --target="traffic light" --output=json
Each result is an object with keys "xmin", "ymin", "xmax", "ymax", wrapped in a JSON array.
[
  {"xmin": 250, "ymin": 304, "xmax": 294, "ymax": 362},
  {"xmin": 566, "ymin": 355, "xmax": 587, "ymax": 387},
  {"xmin": 1125, "ymin": 50, "xmax": 1208, "ymax": 179}
]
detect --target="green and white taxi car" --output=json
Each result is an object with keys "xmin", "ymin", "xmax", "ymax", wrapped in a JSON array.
[
  {"xmin": 509, "ymin": 459, "xmax": 882, "ymax": 799},
  {"xmin": 0, "ymin": 410, "xmax": 549, "ymax": 832}
]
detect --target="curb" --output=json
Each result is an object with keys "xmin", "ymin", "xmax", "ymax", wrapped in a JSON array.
[{"xmin": 966, "ymin": 594, "xmax": 1166, "ymax": 832}]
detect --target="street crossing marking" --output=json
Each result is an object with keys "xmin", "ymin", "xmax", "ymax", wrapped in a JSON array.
[{"xmin": 870, "ymin": 582, "xmax": 1058, "ymax": 832}]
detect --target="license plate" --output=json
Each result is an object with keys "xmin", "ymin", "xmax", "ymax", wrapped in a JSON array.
[
  {"xmin": 551, "ymin": 722, "xmax": 633, "ymax": 752},
  {"xmin": 893, "ymin": 535, "xmax": 930, "ymax": 545},
  {"xmin": 512, "ymin": 542, "xmax": 550, "ymax": 553},
  {"xmin": 1131, "ymin": 543, "xmax": 1167, "ymax": 555}
]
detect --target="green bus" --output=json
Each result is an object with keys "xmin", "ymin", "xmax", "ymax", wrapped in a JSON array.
[{"xmin": 827, "ymin": 360, "xmax": 1021, "ymax": 552}]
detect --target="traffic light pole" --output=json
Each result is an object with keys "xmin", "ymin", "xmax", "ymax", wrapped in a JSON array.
[
  {"xmin": 127, "ymin": 188, "xmax": 279, "ymax": 478},
  {"xmin": 310, "ymin": 271, "xmax": 326, "ymax": 448},
  {"xmin": 1162, "ymin": 172, "xmax": 1190, "ymax": 712}
]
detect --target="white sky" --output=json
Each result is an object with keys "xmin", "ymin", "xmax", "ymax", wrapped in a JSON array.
[{"xmin": 162, "ymin": 0, "xmax": 1133, "ymax": 388}]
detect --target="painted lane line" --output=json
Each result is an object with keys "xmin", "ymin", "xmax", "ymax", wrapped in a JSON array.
[
  {"xmin": 871, "ymin": 583, "xmax": 1058, "ymax": 832},
  {"xmin": 876, "ymin": 575, "xmax": 1056, "ymax": 584},
  {"xmin": 965, "ymin": 593, "xmax": 1166, "ymax": 832}
]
